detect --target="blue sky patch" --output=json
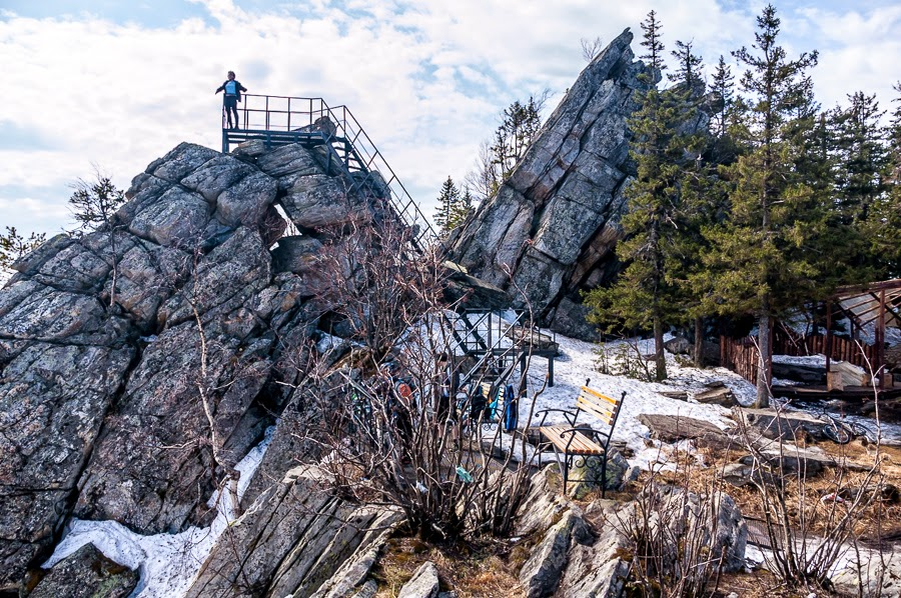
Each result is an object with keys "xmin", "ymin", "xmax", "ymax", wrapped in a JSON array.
[{"xmin": 2, "ymin": 0, "xmax": 214, "ymax": 28}]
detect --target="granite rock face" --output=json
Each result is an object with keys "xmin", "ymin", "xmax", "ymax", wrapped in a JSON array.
[
  {"xmin": 449, "ymin": 30, "xmax": 669, "ymax": 339},
  {"xmin": 184, "ymin": 468, "xmax": 402, "ymax": 598},
  {"xmin": 0, "ymin": 138, "xmax": 392, "ymax": 590},
  {"xmin": 29, "ymin": 543, "xmax": 139, "ymax": 598}
]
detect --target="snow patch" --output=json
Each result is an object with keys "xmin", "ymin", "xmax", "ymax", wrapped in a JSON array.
[{"xmin": 42, "ymin": 426, "xmax": 275, "ymax": 598}]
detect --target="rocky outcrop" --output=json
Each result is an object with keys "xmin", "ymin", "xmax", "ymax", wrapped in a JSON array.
[
  {"xmin": 184, "ymin": 467, "xmax": 402, "ymax": 598},
  {"xmin": 449, "ymin": 30, "xmax": 705, "ymax": 340},
  {"xmin": 0, "ymin": 138, "xmax": 395, "ymax": 590},
  {"xmin": 514, "ymin": 467, "xmax": 631, "ymax": 598},
  {"xmin": 514, "ymin": 468, "xmax": 747, "ymax": 597},
  {"xmin": 28, "ymin": 543, "xmax": 138, "ymax": 598}
]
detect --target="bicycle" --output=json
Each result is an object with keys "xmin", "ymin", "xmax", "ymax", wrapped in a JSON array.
[{"xmin": 818, "ymin": 411, "xmax": 872, "ymax": 445}]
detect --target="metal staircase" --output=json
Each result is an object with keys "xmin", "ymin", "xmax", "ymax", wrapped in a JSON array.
[
  {"xmin": 447, "ymin": 309, "xmax": 558, "ymax": 404},
  {"xmin": 222, "ymin": 95, "xmax": 438, "ymax": 252}
]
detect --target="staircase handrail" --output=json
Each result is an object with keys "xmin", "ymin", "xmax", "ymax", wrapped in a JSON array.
[{"xmin": 236, "ymin": 94, "xmax": 438, "ymax": 250}]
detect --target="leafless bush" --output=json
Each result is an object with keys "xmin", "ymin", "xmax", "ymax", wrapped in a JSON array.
[
  {"xmin": 291, "ymin": 209, "xmax": 538, "ymax": 541},
  {"xmin": 617, "ymin": 448, "xmax": 731, "ymax": 597},
  {"xmin": 737, "ymin": 398, "xmax": 888, "ymax": 594}
]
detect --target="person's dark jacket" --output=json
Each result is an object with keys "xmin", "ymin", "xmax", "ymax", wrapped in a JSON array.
[{"xmin": 216, "ymin": 80, "xmax": 247, "ymax": 102}]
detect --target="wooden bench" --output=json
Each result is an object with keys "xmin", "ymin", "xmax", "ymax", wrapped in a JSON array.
[{"xmin": 536, "ymin": 385, "xmax": 626, "ymax": 496}]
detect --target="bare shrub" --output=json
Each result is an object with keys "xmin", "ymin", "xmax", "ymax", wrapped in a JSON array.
[
  {"xmin": 617, "ymin": 448, "xmax": 734, "ymax": 597},
  {"xmin": 291, "ymin": 208, "xmax": 538, "ymax": 541},
  {"xmin": 736, "ymin": 400, "xmax": 888, "ymax": 594}
]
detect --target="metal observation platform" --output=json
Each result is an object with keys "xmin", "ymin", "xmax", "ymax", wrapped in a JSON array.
[{"xmin": 222, "ymin": 94, "xmax": 436, "ymax": 250}]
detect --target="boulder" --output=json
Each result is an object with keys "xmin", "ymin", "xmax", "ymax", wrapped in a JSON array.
[
  {"xmin": 664, "ymin": 336, "xmax": 691, "ymax": 355},
  {"xmin": 733, "ymin": 407, "xmax": 829, "ymax": 442},
  {"xmin": 29, "ymin": 543, "xmax": 138, "ymax": 598},
  {"xmin": 638, "ymin": 413, "xmax": 727, "ymax": 443},
  {"xmin": 513, "ymin": 466, "xmax": 572, "ymax": 537},
  {"xmin": 558, "ymin": 523, "xmax": 631, "ymax": 598},
  {"xmin": 397, "ymin": 561, "xmax": 441, "ymax": 598},
  {"xmin": 693, "ymin": 385, "xmax": 736, "ymax": 407},
  {"xmin": 622, "ymin": 485, "xmax": 747, "ymax": 574},
  {"xmin": 567, "ymin": 449, "xmax": 630, "ymax": 500}
]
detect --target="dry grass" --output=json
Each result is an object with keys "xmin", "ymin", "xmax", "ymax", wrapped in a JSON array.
[
  {"xmin": 372, "ymin": 536, "xmax": 526, "ymax": 598},
  {"xmin": 367, "ymin": 435, "xmax": 900, "ymax": 597}
]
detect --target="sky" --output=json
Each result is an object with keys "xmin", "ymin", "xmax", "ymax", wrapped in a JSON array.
[{"xmin": 1, "ymin": 0, "xmax": 900, "ymax": 237}]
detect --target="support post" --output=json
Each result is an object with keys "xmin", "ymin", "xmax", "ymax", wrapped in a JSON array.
[
  {"xmin": 878, "ymin": 289, "xmax": 887, "ymax": 388},
  {"xmin": 548, "ymin": 356, "xmax": 555, "ymax": 387}
]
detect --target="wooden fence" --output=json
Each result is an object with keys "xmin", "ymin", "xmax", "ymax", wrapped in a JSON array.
[
  {"xmin": 773, "ymin": 329, "xmax": 878, "ymax": 370},
  {"xmin": 722, "ymin": 329, "xmax": 878, "ymax": 385},
  {"xmin": 721, "ymin": 336, "xmax": 763, "ymax": 385}
]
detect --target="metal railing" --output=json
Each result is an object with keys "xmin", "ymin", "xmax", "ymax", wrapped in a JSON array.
[{"xmin": 222, "ymin": 94, "xmax": 438, "ymax": 251}]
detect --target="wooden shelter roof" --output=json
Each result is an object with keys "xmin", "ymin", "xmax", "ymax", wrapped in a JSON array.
[{"xmin": 833, "ymin": 278, "xmax": 901, "ymax": 330}]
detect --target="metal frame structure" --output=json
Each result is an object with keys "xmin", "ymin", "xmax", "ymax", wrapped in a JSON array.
[{"xmin": 221, "ymin": 94, "xmax": 437, "ymax": 251}]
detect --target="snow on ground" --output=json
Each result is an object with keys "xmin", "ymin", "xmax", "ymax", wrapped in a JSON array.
[
  {"xmin": 42, "ymin": 426, "xmax": 275, "ymax": 598},
  {"xmin": 495, "ymin": 332, "xmax": 755, "ymax": 471}
]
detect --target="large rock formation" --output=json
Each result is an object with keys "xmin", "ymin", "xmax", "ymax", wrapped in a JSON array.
[
  {"xmin": 0, "ymin": 137, "xmax": 392, "ymax": 591},
  {"xmin": 449, "ymin": 29, "xmax": 658, "ymax": 340}
]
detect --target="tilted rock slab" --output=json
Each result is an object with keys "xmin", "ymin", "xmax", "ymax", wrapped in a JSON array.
[
  {"xmin": 185, "ymin": 467, "xmax": 402, "ymax": 598},
  {"xmin": 449, "ymin": 29, "xmax": 653, "ymax": 340}
]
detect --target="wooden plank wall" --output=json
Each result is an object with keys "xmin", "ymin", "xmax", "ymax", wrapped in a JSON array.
[{"xmin": 722, "ymin": 330, "xmax": 878, "ymax": 385}]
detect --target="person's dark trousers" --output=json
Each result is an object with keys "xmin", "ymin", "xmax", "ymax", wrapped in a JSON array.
[{"xmin": 224, "ymin": 96, "xmax": 239, "ymax": 129}]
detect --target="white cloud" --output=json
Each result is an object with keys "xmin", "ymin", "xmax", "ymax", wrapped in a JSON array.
[{"xmin": 1, "ymin": 0, "xmax": 899, "ymax": 234}]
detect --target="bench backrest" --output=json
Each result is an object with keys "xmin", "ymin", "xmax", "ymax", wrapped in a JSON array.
[{"xmin": 576, "ymin": 386, "xmax": 624, "ymax": 434}]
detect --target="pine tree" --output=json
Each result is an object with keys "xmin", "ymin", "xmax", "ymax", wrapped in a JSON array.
[
  {"xmin": 0, "ymin": 227, "xmax": 46, "ymax": 275},
  {"xmin": 468, "ymin": 96, "xmax": 545, "ymax": 201},
  {"xmin": 710, "ymin": 55, "xmax": 735, "ymax": 139},
  {"xmin": 586, "ymin": 18, "xmax": 706, "ymax": 380},
  {"xmin": 449, "ymin": 186, "xmax": 475, "ymax": 230},
  {"xmin": 68, "ymin": 172, "xmax": 126, "ymax": 307},
  {"xmin": 831, "ymin": 92, "xmax": 889, "ymax": 225},
  {"xmin": 490, "ymin": 97, "xmax": 543, "ymax": 182},
  {"xmin": 433, "ymin": 176, "xmax": 461, "ymax": 235},
  {"xmin": 639, "ymin": 10, "xmax": 666, "ymax": 73},
  {"xmin": 863, "ymin": 82, "xmax": 901, "ymax": 277},
  {"xmin": 704, "ymin": 4, "xmax": 823, "ymax": 407},
  {"xmin": 668, "ymin": 40, "xmax": 703, "ymax": 88}
]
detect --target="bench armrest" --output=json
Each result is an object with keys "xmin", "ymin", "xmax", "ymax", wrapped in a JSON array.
[
  {"xmin": 565, "ymin": 425, "xmax": 612, "ymax": 444},
  {"xmin": 535, "ymin": 408, "xmax": 579, "ymax": 427}
]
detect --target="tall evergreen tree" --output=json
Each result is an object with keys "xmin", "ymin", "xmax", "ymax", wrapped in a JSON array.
[
  {"xmin": 668, "ymin": 40, "xmax": 703, "ymax": 88},
  {"xmin": 864, "ymin": 82, "xmax": 901, "ymax": 277},
  {"xmin": 586, "ymin": 14, "xmax": 705, "ymax": 380},
  {"xmin": 433, "ymin": 176, "xmax": 461, "ymax": 235},
  {"xmin": 710, "ymin": 55, "xmax": 735, "ymax": 139},
  {"xmin": 703, "ymin": 4, "xmax": 823, "ymax": 406},
  {"xmin": 639, "ymin": 10, "xmax": 666, "ymax": 72},
  {"xmin": 450, "ymin": 186, "xmax": 475, "ymax": 230},
  {"xmin": 831, "ymin": 92, "xmax": 889, "ymax": 224}
]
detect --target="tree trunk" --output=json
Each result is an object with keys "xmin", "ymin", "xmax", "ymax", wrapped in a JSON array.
[
  {"xmin": 654, "ymin": 316, "xmax": 667, "ymax": 381},
  {"xmin": 693, "ymin": 316, "xmax": 703, "ymax": 367},
  {"xmin": 754, "ymin": 312, "xmax": 772, "ymax": 408}
]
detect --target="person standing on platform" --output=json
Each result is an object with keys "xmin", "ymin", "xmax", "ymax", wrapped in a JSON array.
[{"xmin": 215, "ymin": 71, "xmax": 247, "ymax": 130}]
